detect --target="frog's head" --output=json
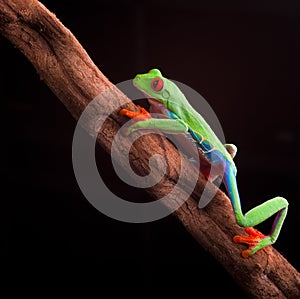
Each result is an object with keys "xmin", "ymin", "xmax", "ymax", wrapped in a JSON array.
[{"xmin": 133, "ymin": 69, "xmax": 169, "ymax": 106}]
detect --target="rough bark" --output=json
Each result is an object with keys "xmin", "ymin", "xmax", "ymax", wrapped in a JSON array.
[{"xmin": 0, "ymin": 1, "xmax": 299, "ymax": 298}]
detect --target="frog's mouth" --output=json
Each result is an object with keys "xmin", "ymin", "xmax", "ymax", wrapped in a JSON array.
[
  {"xmin": 148, "ymin": 98, "xmax": 161, "ymax": 105},
  {"xmin": 139, "ymin": 89, "xmax": 163, "ymax": 105}
]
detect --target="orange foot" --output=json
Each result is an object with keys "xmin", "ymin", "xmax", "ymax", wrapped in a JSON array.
[
  {"xmin": 233, "ymin": 227, "xmax": 266, "ymax": 258},
  {"xmin": 119, "ymin": 105, "xmax": 151, "ymax": 121}
]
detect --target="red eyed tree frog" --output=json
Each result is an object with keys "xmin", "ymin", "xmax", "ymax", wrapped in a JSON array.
[{"xmin": 119, "ymin": 68, "xmax": 288, "ymax": 258}]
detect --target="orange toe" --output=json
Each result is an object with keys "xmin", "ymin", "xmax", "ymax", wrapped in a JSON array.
[
  {"xmin": 119, "ymin": 106, "xmax": 151, "ymax": 120},
  {"xmin": 233, "ymin": 227, "xmax": 266, "ymax": 258},
  {"xmin": 241, "ymin": 249, "xmax": 251, "ymax": 258},
  {"xmin": 233, "ymin": 235, "xmax": 258, "ymax": 246},
  {"xmin": 119, "ymin": 108, "xmax": 136, "ymax": 118},
  {"xmin": 244, "ymin": 227, "xmax": 265, "ymax": 238}
]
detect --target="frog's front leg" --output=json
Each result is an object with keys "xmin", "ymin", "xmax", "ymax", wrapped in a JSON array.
[{"xmin": 119, "ymin": 106, "xmax": 189, "ymax": 135}]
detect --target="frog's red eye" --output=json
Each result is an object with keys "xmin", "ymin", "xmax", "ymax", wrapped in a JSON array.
[{"xmin": 151, "ymin": 78, "xmax": 164, "ymax": 92}]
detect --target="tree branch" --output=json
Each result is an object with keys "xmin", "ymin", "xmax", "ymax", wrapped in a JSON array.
[{"xmin": 1, "ymin": 1, "xmax": 299, "ymax": 298}]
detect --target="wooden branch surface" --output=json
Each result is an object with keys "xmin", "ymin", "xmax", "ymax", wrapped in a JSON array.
[{"xmin": 0, "ymin": 1, "xmax": 299, "ymax": 298}]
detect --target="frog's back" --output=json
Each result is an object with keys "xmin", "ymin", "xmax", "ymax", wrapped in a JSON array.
[
  {"xmin": 164, "ymin": 79, "xmax": 235, "ymax": 167},
  {"xmin": 170, "ymin": 96, "xmax": 234, "ymax": 166}
]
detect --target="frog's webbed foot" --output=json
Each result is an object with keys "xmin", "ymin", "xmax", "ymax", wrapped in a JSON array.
[
  {"xmin": 233, "ymin": 227, "xmax": 270, "ymax": 258},
  {"xmin": 119, "ymin": 105, "xmax": 151, "ymax": 121},
  {"xmin": 119, "ymin": 105, "xmax": 152, "ymax": 136}
]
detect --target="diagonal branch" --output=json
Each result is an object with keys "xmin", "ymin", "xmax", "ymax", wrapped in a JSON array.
[{"xmin": 1, "ymin": 1, "xmax": 299, "ymax": 298}]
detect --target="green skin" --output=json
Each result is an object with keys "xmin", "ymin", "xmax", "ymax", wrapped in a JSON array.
[{"xmin": 123, "ymin": 68, "xmax": 288, "ymax": 257}]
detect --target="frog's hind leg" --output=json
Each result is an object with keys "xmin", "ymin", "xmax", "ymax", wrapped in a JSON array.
[
  {"xmin": 223, "ymin": 164, "xmax": 288, "ymax": 258},
  {"xmin": 233, "ymin": 201, "xmax": 288, "ymax": 257}
]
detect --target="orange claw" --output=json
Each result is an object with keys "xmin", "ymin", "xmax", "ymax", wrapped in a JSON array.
[
  {"xmin": 119, "ymin": 105, "xmax": 151, "ymax": 121},
  {"xmin": 233, "ymin": 227, "xmax": 266, "ymax": 258}
]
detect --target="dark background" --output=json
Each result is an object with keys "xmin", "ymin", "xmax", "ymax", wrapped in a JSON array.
[{"xmin": 2, "ymin": 0, "xmax": 300, "ymax": 296}]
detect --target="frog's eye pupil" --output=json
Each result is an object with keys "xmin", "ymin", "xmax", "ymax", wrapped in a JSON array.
[{"xmin": 151, "ymin": 78, "xmax": 163, "ymax": 91}]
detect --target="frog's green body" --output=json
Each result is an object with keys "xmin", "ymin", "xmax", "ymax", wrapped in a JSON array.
[{"xmin": 120, "ymin": 69, "xmax": 288, "ymax": 258}]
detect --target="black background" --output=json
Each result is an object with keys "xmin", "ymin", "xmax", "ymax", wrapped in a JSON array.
[{"xmin": 2, "ymin": 0, "xmax": 300, "ymax": 296}]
